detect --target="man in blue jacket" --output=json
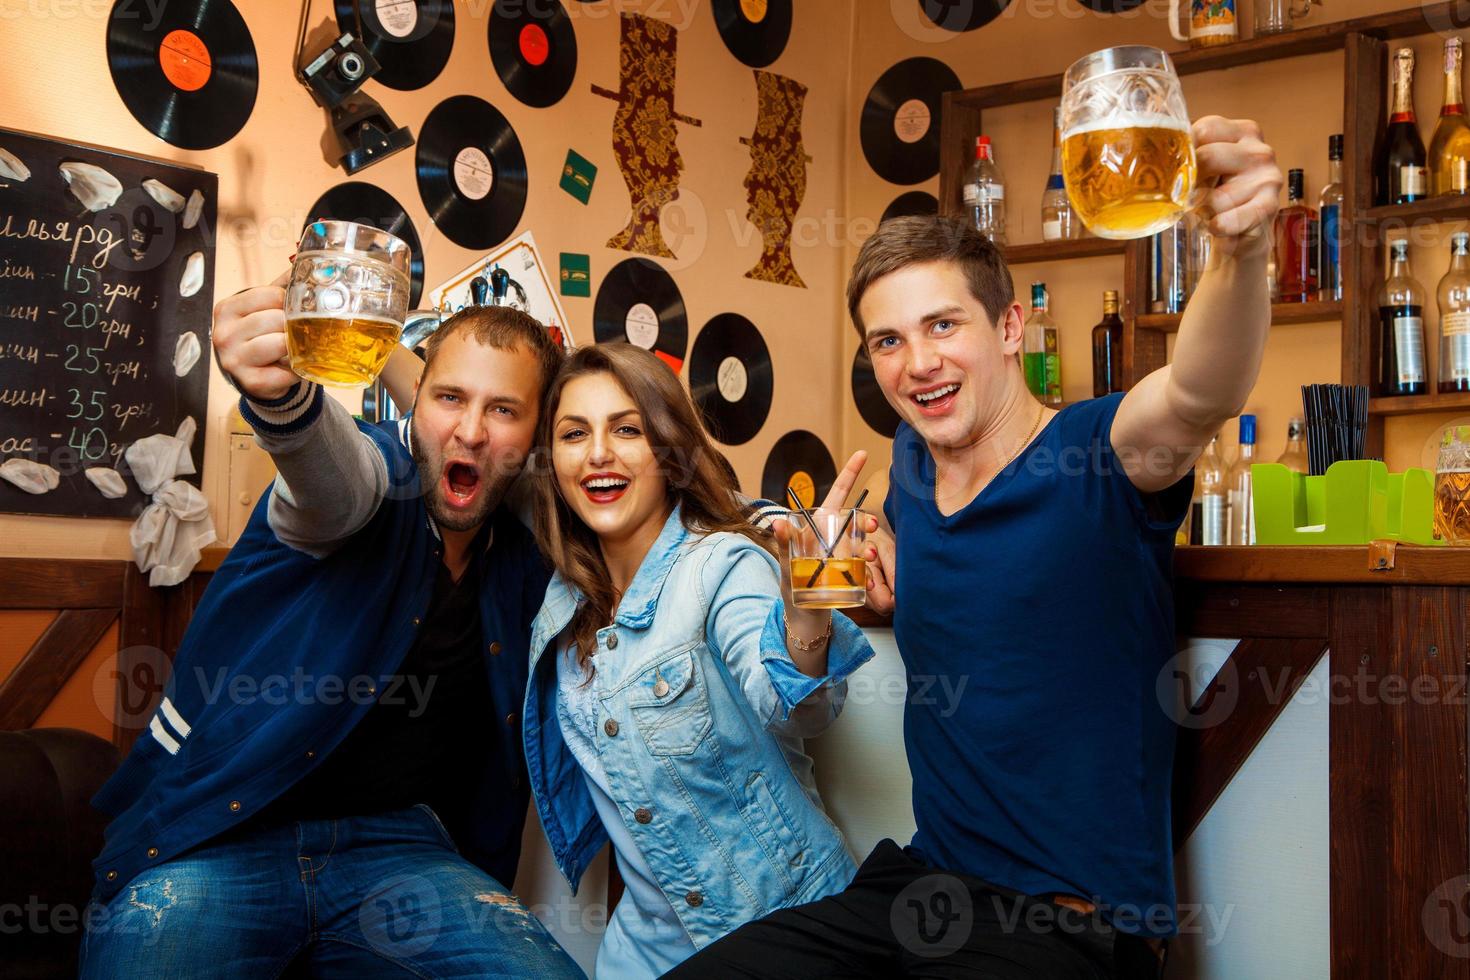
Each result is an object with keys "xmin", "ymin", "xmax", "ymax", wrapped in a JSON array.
[{"xmin": 79, "ymin": 281, "xmax": 584, "ymax": 978}]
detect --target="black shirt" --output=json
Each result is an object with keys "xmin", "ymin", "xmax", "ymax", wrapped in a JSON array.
[{"xmin": 254, "ymin": 546, "xmax": 495, "ymax": 842}]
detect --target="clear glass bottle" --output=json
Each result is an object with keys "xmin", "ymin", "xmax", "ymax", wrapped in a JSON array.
[
  {"xmin": 1227, "ymin": 414, "xmax": 1258, "ymax": 545},
  {"xmin": 1277, "ymin": 417, "xmax": 1309, "ymax": 473},
  {"xmin": 963, "ymin": 135, "xmax": 1006, "ymax": 246},
  {"xmin": 1439, "ymin": 231, "xmax": 1470, "ymax": 393},
  {"xmin": 1022, "ymin": 282, "xmax": 1061, "ymax": 405},
  {"xmin": 1319, "ymin": 134, "xmax": 1344, "ymax": 301},
  {"xmin": 1377, "ymin": 47, "xmax": 1428, "ymax": 205},
  {"xmin": 1091, "ymin": 290, "xmax": 1124, "ymax": 397},
  {"xmin": 1042, "ymin": 107, "xmax": 1079, "ymax": 242},
  {"xmin": 1432, "ymin": 37, "xmax": 1470, "ymax": 197},
  {"xmin": 1378, "ymin": 239, "xmax": 1428, "ymax": 396},
  {"xmin": 1273, "ymin": 168, "xmax": 1319, "ymax": 303},
  {"xmin": 1152, "ymin": 218, "xmax": 1190, "ymax": 313},
  {"xmin": 1197, "ymin": 434, "xmax": 1229, "ymax": 546}
]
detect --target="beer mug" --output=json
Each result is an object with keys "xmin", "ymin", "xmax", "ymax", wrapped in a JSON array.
[
  {"xmin": 1435, "ymin": 426, "xmax": 1470, "ymax": 545},
  {"xmin": 284, "ymin": 220, "xmax": 412, "ymax": 388},
  {"xmin": 1059, "ymin": 46, "xmax": 1200, "ymax": 240}
]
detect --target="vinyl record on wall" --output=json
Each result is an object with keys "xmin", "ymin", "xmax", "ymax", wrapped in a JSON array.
[
  {"xmin": 489, "ymin": 0, "xmax": 578, "ymax": 108},
  {"xmin": 851, "ymin": 347, "xmax": 902, "ymax": 438},
  {"xmin": 860, "ymin": 57, "xmax": 961, "ymax": 185},
  {"xmin": 593, "ymin": 258, "xmax": 689, "ymax": 374},
  {"xmin": 689, "ymin": 313, "xmax": 773, "ymax": 446},
  {"xmin": 916, "ymin": 0, "xmax": 1012, "ymax": 32},
  {"xmin": 303, "ymin": 182, "xmax": 425, "ymax": 308},
  {"xmin": 106, "ymin": 0, "xmax": 259, "ymax": 150},
  {"xmin": 1071, "ymin": 0, "xmax": 1149, "ymax": 11},
  {"xmin": 335, "ymin": 0, "xmax": 454, "ymax": 90},
  {"xmin": 713, "ymin": 0, "xmax": 792, "ymax": 68},
  {"xmin": 880, "ymin": 190, "xmax": 938, "ymax": 225},
  {"xmin": 762, "ymin": 430, "xmax": 836, "ymax": 510},
  {"xmin": 416, "ymin": 95, "xmax": 528, "ymax": 250}
]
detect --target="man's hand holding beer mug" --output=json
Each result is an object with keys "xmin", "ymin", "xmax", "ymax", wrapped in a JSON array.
[{"xmin": 212, "ymin": 269, "xmax": 296, "ymax": 402}]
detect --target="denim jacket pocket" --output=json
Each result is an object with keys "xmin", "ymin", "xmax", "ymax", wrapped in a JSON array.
[{"xmin": 624, "ymin": 646, "xmax": 712, "ymax": 757}]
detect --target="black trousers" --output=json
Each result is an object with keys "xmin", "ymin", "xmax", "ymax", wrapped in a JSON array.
[{"xmin": 663, "ymin": 840, "xmax": 1166, "ymax": 980}]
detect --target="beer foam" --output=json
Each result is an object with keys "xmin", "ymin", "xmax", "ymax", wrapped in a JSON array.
[{"xmin": 1061, "ymin": 112, "xmax": 1191, "ymax": 141}]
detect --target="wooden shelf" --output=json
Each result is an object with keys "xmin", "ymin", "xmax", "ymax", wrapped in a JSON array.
[
  {"xmin": 1135, "ymin": 300, "xmax": 1343, "ymax": 332},
  {"xmin": 1368, "ymin": 391, "xmax": 1470, "ymax": 416},
  {"xmin": 1362, "ymin": 196, "xmax": 1470, "ymax": 225},
  {"xmin": 1173, "ymin": 544, "xmax": 1470, "ymax": 584},
  {"xmin": 1002, "ymin": 238, "xmax": 1126, "ymax": 265}
]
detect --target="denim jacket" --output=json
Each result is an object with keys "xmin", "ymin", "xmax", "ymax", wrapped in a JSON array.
[{"xmin": 522, "ymin": 505, "xmax": 874, "ymax": 948}]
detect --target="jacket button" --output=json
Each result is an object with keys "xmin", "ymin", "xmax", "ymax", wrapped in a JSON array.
[
  {"xmin": 685, "ymin": 890, "xmax": 703, "ymax": 908},
  {"xmin": 489, "ymin": 641, "xmax": 502, "ymax": 655},
  {"xmin": 505, "ymin": 713, "xmax": 518, "ymax": 727},
  {"xmin": 106, "ymin": 870, "xmax": 117, "ymax": 881},
  {"xmin": 606, "ymin": 634, "xmax": 619, "ymax": 649},
  {"xmin": 306, "ymin": 750, "xmax": 315, "ymax": 759},
  {"xmin": 146, "ymin": 847, "xmax": 158, "ymax": 859},
  {"xmin": 604, "ymin": 719, "xmax": 619, "ymax": 737},
  {"xmin": 634, "ymin": 807, "xmax": 652, "ymax": 824},
  {"xmin": 229, "ymin": 800, "xmax": 241, "ymax": 812},
  {"xmin": 653, "ymin": 678, "xmax": 670, "ymax": 698},
  {"xmin": 412, "ymin": 617, "xmax": 421, "ymax": 626}
]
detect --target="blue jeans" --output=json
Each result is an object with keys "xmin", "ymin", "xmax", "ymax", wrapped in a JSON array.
[{"xmin": 79, "ymin": 804, "xmax": 585, "ymax": 979}]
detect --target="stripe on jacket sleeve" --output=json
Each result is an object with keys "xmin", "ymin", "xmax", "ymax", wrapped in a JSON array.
[
  {"xmin": 150, "ymin": 716, "xmax": 181, "ymax": 755},
  {"xmin": 159, "ymin": 697, "xmax": 191, "ymax": 739}
]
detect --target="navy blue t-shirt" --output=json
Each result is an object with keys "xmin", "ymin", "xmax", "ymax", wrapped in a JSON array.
[{"xmin": 884, "ymin": 393, "xmax": 1190, "ymax": 938}]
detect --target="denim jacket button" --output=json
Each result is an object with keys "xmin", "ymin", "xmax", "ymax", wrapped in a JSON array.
[
  {"xmin": 604, "ymin": 719, "xmax": 620, "ymax": 737},
  {"xmin": 685, "ymin": 890, "xmax": 703, "ymax": 908},
  {"xmin": 634, "ymin": 807, "xmax": 652, "ymax": 824},
  {"xmin": 653, "ymin": 678, "xmax": 670, "ymax": 698},
  {"xmin": 606, "ymin": 633, "xmax": 619, "ymax": 650}
]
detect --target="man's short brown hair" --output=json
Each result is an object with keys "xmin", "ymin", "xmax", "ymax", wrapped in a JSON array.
[
  {"xmin": 847, "ymin": 215, "xmax": 1014, "ymax": 337},
  {"xmin": 422, "ymin": 305, "xmax": 564, "ymax": 393}
]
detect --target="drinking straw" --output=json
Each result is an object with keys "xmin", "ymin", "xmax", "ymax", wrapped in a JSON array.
[{"xmin": 804, "ymin": 488, "xmax": 870, "ymax": 590}]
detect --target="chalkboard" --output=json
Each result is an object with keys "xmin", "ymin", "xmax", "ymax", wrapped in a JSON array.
[{"xmin": 0, "ymin": 128, "xmax": 216, "ymax": 519}]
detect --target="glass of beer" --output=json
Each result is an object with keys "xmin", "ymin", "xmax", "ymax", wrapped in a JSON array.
[
  {"xmin": 284, "ymin": 221, "xmax": 411, "ymax": 388},
  {"xmin": 1435, "ymin": 426, "xmax": 1470, "ymax": 545},
  {"xmin": 1060, "ymin": 46, "xmax": 1199, "ymax": 240},
  {"xmin": 788, "ymin": 509, "xmax": 867, "ymax": 609}
]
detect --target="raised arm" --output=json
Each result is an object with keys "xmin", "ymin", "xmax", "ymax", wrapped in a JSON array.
[
  {"xmin": 379, "ymin": 344, "xmax": 425, "ymax": 415},
  {"xmin": 1110, "ymin": 116, "xmax": 1283, "ymax": 494},
  {"xmin": 212, "ymin": 277, "xmax": 388, "ymax": 557}
]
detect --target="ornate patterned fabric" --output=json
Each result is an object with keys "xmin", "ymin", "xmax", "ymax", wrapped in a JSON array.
[
  {"xmin": 741, "ymin": 70, "xmax": 810, "ymax": 288},
  {"xmin": 592, "ymin": 14, "xmax": 702, "ymax": 259}
]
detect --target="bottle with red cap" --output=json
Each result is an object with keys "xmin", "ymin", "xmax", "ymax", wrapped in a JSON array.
[{"xmin": 962, "ymin": 135, "xmax": 1007, "ymax": 247}]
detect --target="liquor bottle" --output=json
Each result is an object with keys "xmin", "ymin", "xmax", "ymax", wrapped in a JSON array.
[
  {"xmin": 1319, "ymin": 134, "xmax": 1344, "ymax": 301},
  {"xmin": 1091, "ymin": 290, "xmax": 1124, "ymax": 397},
  {"xmin": 1378, "ymin": 239, "xmax": 1428, "ymax": 396},
  {"xmin": 1023, "ymin": 282, "xmax": 1061, "ymax": 405},
  {"xmin": 1196, "ymin": 434, "xmax": 1229, "ymax": 546},
  {"xmin": 1227, "ymin": 414, "xmax": 1258, "ymax": 546},
  {"xmin": 1439, "ymin": 231, "xmax": 1470, "ymax": 392},
  {"xmin": 1377, "ymin": 47, "xmax": 1428, "ymax": 205},
  {"xmin": 1273, "ymin": 168, "xmax": 1319, "ymax": 303},
  {"xmin": 1431, "ymin": 37, "xmax": 1470, "ymax": 196},
  {"xmin": 963, "ymin": 136, "xmax": 1006, "ymax": 246},
  {"xmin": 1277, "ymin": 417, "xmax": 1309, "ymax": 473},
  {"xmin": 1042, "ymin": 108, "xmax": 1079, "ymax": 242}
]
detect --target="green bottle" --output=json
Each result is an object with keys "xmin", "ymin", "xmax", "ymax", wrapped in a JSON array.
[{"xmin": 1023, "ymin": 282, "xmax": 1062, "ymax": 404}]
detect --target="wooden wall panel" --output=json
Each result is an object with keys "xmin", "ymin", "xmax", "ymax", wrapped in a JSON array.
[{"xmin": 32, "ymin": 622, "xmax": 120, "ymax": 742}]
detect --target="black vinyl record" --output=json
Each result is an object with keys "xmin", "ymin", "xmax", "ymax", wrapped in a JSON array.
[
  {"xmin": 690, "ymin": 314, "xmax": 772, "ymax": 446},
  {"xmin": 304, "ymin": 182, "xmax": 425, "ymax": 308},
  {"xmin": 416, "ymin": 95, "xmax": 528, "ymax": 250},
  {"xmin": 713, "ymin": 0, "xmax": 792, "ymax": 68},
  {"xmin": 916, "ymin": 0, "xmax": 1012, "ymax": 31},
  {"xmin": 881, "ymin": 190, "xmax": 938, "ymax": 225},
  {"xmin": 852, "ymin": 347, "xmax": 902, "ymax": 438},
  {"xmin": 335, "ymin": 0, "xmax": 454, "ymax": 91},
  {"xmin": 1072, "ymin": 0, "xmax": 1148, "ymax": 11},
  {"xmin": 593, "ymin": 258, "xmax": 688, "ymax": 374},
  {"xmin": 762, "ymin": 430, "xmax": 836, "ymax": 510},
  {"xmin": 860, "ymin": 57, "xmax": 961, "ymax": 185},
  {"xmin": 489, "ymin": 0, "xmax": 577, "ymax": 108},
  {"xmin": 106, "ymin": 0, "xmax": 258, "ymax": 150}
]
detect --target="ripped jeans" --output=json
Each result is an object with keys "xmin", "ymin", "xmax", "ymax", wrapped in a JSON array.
[{"xmin": 78, "ymin": 804, "xmax": 585, "ymax": 979}]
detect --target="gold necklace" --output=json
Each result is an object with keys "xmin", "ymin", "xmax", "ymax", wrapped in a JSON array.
[{"xmin": 935, "ymin": 403, "xmax": 1047, "ymax": 509}]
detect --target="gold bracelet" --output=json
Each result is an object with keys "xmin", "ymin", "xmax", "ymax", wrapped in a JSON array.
[{"xmin": 783, "ymin": 614, "xmax": 832, "ymax": 651}]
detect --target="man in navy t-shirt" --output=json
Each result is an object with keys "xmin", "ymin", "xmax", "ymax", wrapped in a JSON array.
[{"xmin": 668, "ymin": 116, "xmax": 1281, "ymax": 978}]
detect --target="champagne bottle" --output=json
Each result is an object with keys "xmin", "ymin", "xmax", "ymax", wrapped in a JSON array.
[
  {"xmin": 1377, "ymin": 48, "xmax": 1428, "ymax": 205},
  {"xmin": 1431, "ymin": 37, "xmax": 1470, "ymax": 196}
]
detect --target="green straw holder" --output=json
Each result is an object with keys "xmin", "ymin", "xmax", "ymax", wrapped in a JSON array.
[{"xmin": 1250, "ymin": 461, "xmax": 1443, "ymax": 546}]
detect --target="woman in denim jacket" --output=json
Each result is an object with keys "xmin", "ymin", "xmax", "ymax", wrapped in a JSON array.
[{"xmin": 522, "ymin": 343, "xmax": 875, "ymax": 977}]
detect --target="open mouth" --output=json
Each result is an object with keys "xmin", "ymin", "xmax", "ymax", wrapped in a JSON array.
[
  {"xmin": 442, "ymin": 461, "xmax": 482, "ymax": 508},
  {"xmin": 911, "ymin": 382, "xmax": 959, "ymax": 415},
  {"xmin": 580, "ymin": 473, "xmax": 631, "ymax": 505}
]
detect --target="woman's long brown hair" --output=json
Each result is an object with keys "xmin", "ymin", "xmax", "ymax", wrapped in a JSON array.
[{"xmin": 532, "ymin": 343, "xmax": 772, "ymax": 673}]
